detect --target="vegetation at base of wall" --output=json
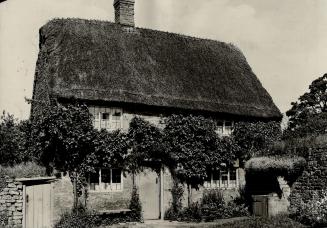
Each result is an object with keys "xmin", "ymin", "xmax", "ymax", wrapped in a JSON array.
[
  {"xmin": 129, "ymin": 186, "xmax": 142, "ymax": 222},
  {"xmin": 54, "ymin": 186, "xmax": 142, "ymax": 228},
  {"xmin": 290, "ymin": 190, "xmax": 327, "ymax": 227},
  {"xmin": 164, "ymin": 179, "xmax": 184, "ymax": 221},
  {"xmin": 165, "ymin": 189, "xmax": 249, "ymax": 222},
  {"xmin": 213, "ymin": 215, "xmax": 306, "ymax": 228}
]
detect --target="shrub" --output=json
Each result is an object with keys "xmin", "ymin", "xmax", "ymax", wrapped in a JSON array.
[
  {"xmin": 201, "ymin": 189, "xmax": 227, "ymax": 221},
  {"xmin": 164, "ymin": 179, "xmax": 184, "ymax": 221},
  {"xmin": 290, "ymin": 190, "xmax": 327, "ymax": 227},
  {"xmin": 129, "ymin": 186, "xmax": 142, "ymax": 222},
  {"xmin": 179, "ymin": 202, "xmax": 202, "ymax": 222}
]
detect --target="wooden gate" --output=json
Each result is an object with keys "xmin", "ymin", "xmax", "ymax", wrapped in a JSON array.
[
  {"xmin": 252, "ymin": 195, "xmax": 269, "ymax": 217},
  {"xmin": 137, "ymin": 170, "xmax": 160, "ymax": 220},
  {"xmin": 18, "ymin": 177, "xmax": 56, "ymax": 228}
]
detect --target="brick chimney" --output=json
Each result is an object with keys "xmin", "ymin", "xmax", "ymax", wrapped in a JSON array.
[{"xmin": 113, "ymin": 0, "xmax": 135, "ymax": 27}]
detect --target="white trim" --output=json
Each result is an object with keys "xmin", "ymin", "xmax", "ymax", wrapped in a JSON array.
[
  {"xmin": 89, "ymin": 168, "xmax": 123, "ymax": 192},
  {"xmin": 205, "ymin": 168, "xmax": 239, "ymax": 190}
]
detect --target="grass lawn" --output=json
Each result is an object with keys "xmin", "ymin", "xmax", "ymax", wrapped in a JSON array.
[{"xmin": 213, "ymin": 216, "xmax": 306, "ymax": 228}]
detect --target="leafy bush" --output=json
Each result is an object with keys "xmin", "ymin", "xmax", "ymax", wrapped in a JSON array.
[
  {"xmin": 165, "ymin": 188, "xmax": 249, "ymax": 222},
  {"xmin": 290, "ymin": 190, "xmax": 327, "ymax": 227},
  {"xmin": 179, "ymin": 202, "xmax": 202, "ymax": 222},
  {"xmin": 164, "ymin": 179, "xmax": 184, "ymax": 221},
  {"xmin": 129, "ymin": 186, "xmax": 142, "ymax": 221}
]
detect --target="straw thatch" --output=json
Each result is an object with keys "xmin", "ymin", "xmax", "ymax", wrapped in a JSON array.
[{"xmin": 33, "ymin": 18, "xmax": 281, "ymax": 119}]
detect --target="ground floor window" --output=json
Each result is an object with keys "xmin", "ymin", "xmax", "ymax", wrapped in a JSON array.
[
  {"xmin": 204, "ymin": 167, "xmax": 238, "ymax": 189},
  {"xmin": 89, "ymin": 168, "xmax": 123, "ymax": 192}
]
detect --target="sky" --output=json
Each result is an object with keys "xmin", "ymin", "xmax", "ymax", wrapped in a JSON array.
[{"xmin": 0, "ymin": 0, "xmax": 326, "ymax": 120}]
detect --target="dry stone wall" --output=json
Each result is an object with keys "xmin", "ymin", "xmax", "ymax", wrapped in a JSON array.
[
  {"xmin": 0, "ymin": 177, "xmax": 24, "ymax": 228},
  {"xmin": 290, "ymin": 145, "xmax": 327, "ymax": 204}
]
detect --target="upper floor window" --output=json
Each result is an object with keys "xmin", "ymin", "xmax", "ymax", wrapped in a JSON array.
[
  {"xmin": 204, "ymin": 167, "xmax": 238, "ymax": 189},
  {"xmin": 215, "ymin": 121, "xmax": 234, "ymax": 136},
  {"xmin": 89, "ymin": 106, "xmax": 123, "ymax": 131},
  {"xmin": 89, "ymin": 168, "xmax": 123, "ymax": 192}
]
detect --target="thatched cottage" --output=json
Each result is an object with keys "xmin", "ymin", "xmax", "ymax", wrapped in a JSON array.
[{"xmin": 31, "ymin": 0, "xmax": 281, "ymax": 220}]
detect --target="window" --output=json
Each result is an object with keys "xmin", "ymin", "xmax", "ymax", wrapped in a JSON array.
[
  {"xmin": 89, "ymin": 168, "xmax": 123, "ymax": 192},
  {"xmin": 204, "ymin": 168, "xmax": 238, "ymax": 189},
  {"xmin": 215, "ymin": 121, "xmax": 234, "ymax": 136},
  {"xmin": 89, "ymin": 106, "xmax": 123, "ymax": 131}
]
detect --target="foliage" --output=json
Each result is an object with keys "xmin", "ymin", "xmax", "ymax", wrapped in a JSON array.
[
  {"xmin": 290, "ymin": 190, "xmax": 327, "ymax": 227},
  {"xmin": 164, "ymin": 179, "xmax": 184, "ymax": 221},
  {"xmin": 200, "ymin": 189, "xmax": 227, "ymax": 221},
  {"xmin": 163, "ymin": 115, "xmax": 237, "ymax": 188},
  {"xmin": 129, "ymin": 186, "xmax": 142, "ymax": 222},
  {"xmin": 127, "ymin": 116, "xmax": 165, "ymax": 173},
  {"xmin": 0, "ymin": 111, "xmax": 31, "ymax": 166},
  {"xmin": 232, "ymin": 121, "xmax": 282, "ymax": 160},
  {"xmin": 165, "ymin": 188, "xmax": 249, "ymax": 222},
  {"xmin": 0, "ymin": 162, "xmax": 47, "ymax": 179},
  {"xmin": 29, "ymin": 104, "xmax": 95, "ymax": 173},
  {"xmin": 80, "ymin": 129, "xmax": 129, "ymax": 175},
  {"xmin": 245, "ymin": 156, "xmax": 306, "ymax": 185},
  {"xmin": 285, "ymin": 73, "xmax": 327, "ymax": 139},
  {"xmin": 179, "ymin": 202, "xmax": 202, "ymax": 222},
  {"xmin": 213, "ymin": 215, "xmax": 306, "ymax": 228},
  {"xmin": 0, "ymin": 210, "xmax": 8, "ymax": 226}
]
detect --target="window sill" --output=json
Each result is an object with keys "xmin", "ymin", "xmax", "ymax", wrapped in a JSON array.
[{"xmin": 89, "ymin": 189, "xmax": 123, "ymax": 193}]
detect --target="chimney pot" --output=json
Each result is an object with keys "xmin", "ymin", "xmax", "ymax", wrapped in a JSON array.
[{"xmin": 114, "ymin": 0, "xmax": 135, "ymax": 27}]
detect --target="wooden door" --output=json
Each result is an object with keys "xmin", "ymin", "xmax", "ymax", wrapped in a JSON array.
[
  {"xmin": 25, "ymin": 183, "xmax": 53, "ymax": 228},
  {"xmin": 138, "ymin": 170, "xmax": 160, "ymax": 220}
]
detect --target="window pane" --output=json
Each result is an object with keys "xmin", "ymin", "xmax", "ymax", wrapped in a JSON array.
[
  {"xmin": 221, "ymin": 170, "xmax": 228, "ymax": 188},
  {"xmin": 112, "ymin": 169, "xmax": 121, "ymax": 183},
  {"xmin": 89, "ymin": 170, "xmax": 99, "ymax": 191},
  {"xmin": 224, "ymin": 121, "xmax": 233, "ymax": 135},
  {"xmin": 229, "ymin": 168, "xmax": 237, "ymax": 188},
  {"xmin": 102, "ymin": 113, "xmax": 110, "ymax": 120},
  {"xmin": 101, "ymin": 169, "xmax": 111, "ymax": 191},
  {"xmin": 215, "ymin": 121, "xmax": 223, "ymax": 135}
]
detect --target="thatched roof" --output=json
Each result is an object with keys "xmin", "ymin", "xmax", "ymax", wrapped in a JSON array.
[{"xmin": 34, "ymin": 18, "xmax": 281, "ymax": 119}]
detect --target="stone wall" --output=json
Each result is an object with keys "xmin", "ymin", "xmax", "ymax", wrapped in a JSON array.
[
  {"xmin": 290, "ymin": 145, "xmax": 327, "ymax": 204},
  {"xmin": 0, "ymin": 177, "xmax": 23, "ymax": 228}
]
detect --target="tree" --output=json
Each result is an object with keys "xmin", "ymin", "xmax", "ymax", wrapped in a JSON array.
[
  {"xmin": 285, "ymin": 73, "xmax": 327, "ymax": 138},
  {"xmin": 29, "ymin": 104, "xmax": 95, "ymax": 173},
  {"xmin": 0, "ymin": 112, "xmax": 30, "ymax": 165}
]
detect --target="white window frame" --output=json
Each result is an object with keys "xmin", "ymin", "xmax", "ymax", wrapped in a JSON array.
[
  {"xmin": 89, "ymin": 106, "xmax": 123, "ymax": 131},
  {"xmin": 204, "ymin": 168, "xmax": 239, "ymax": 189},
  {"xmin": 215, "ymin": 121, "xmax": 234, "ymax": 136},
  {"xmin": 88, "ymin": 168, "xmax": 124, "ymax": 192}
]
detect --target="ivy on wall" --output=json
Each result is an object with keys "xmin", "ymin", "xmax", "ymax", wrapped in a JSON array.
[{"xmin": 24, "ymin": 104, "xmax": 282, "ymax": 205}]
